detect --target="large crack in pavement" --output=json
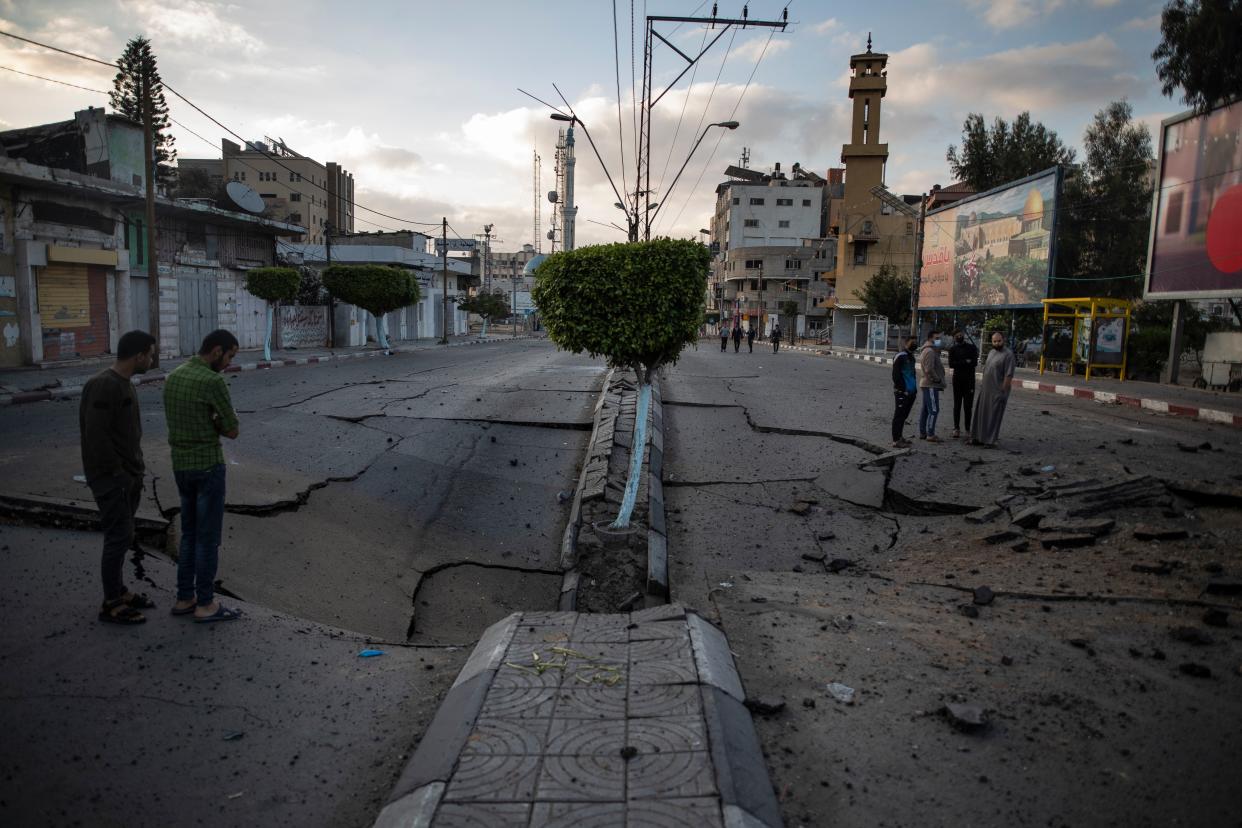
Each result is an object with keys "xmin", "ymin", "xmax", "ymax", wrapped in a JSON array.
[{"xmin": 406, "ymin": 560, "xmax": 565, "ymax": 642}]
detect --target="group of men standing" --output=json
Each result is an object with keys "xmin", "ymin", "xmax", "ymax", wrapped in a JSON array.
[
  {"xmin": 720, "ymin": 321, "xmax": 783, "ymax": 354},
  {"xmin": 890, "ymin": 328, "xmax": 1015, "ymax": 449},
  {"xmin": 80, "ymin": 329, "xmax": 243, "ymax": 626}
]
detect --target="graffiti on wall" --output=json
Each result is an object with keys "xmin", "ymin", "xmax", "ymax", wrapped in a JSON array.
[{"xmin": 279, "ymin": 305, "xmax": 328, "ymax": 348}]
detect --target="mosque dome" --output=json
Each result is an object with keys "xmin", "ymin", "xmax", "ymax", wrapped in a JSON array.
[
  {"xmin": 523, "ymin": 254, "xmax": 548, "ymax": 277},
  {"xmin": 1023, "ymin": 188, "xmax": 1044, "ymax": 221}
]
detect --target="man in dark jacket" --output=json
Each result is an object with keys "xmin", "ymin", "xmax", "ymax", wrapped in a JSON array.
[
  {"xmin": 948, "ymin": 330, "xmax": 979, "ymax": 438},
  {"xmin": 732, "ymin": 321, "xmax": 743, "ymax": 352},
  {"xmin": 79, "ymin": 330, "xmax": 158, "ymax": 624},
  {"xmin": 746, "ymin": 324, "xmax": 756, "ymax": 353},
  {"xmin": 890, "ymin": 337, "xmax": 918, "ymax": 448},
  {"xmin": 720, "ymin": 323, "xmax": 730, "ymax": 352}
]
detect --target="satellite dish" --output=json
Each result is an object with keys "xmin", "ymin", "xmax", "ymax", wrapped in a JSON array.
[
  {"xmin": 548, "ymin": 191, "xmax": 559, "ymax": 203},
  {"xmin": 546, "ymin": 230, "xmax": 555, "ymax": 240},
  {"xmin": 226, "ymin": 180, "xmax": 266, "ymax": 214}
]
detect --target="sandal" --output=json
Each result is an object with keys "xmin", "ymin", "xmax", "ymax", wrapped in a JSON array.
[
  {"xmin": 194, "ymin": 605, "xmax": 242, "ymax": 624},
  {"xmin": 170, "ymin": 602, "xmax": 197, "ymax": 616},
  {"xmin": 122, "ymin": 591, "xmax": 156, "ymax": 609},
  {"xmin": 99, "ymin": 599, "xmax": 146, "ymax": 625}
]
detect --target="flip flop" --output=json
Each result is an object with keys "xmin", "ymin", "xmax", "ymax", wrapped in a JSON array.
[
  {"xmin": 122, "ymin": 591, "xmax": 156, "ymax": 609},
  {"xmin": 99, "ymin": 599, "xmax": 146, "ymax": 625},
  {"xmin": 194, "ymin": 605, "xmax": 242, "ymax": 624},
  {"xmin": 170, "ymin": 603, "xmax": 197, "ymax": 616}
]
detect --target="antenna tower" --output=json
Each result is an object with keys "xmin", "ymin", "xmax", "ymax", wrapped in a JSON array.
[
  {"xmin": 533, "ymin": 150, "xmax": 542, "ymax": 254},
  {"xmin": 740, "ymin": 147, "xmax": 750, "ymax": 168}
]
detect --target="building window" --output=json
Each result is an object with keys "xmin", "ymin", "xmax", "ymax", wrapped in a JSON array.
[
  {"xmin": 776, "ymin": 198, "xmax": 793, "ymax": 206},
  {"xmin": 135, "ymin": 219, "xmax": 144, "ymax": 265},
  {"xmin": 778, "ymin": 220, "xmax": 790, "ymax": 228},
  {"xmin": 732, "ymin": 197, "xmax": 740, "ymax": 205},
  {"xmin": 743, "ymin": 219, "xmax": 759, "ymax": 227},
  {"xmin": 290, "ymin": 192, "xmax": 301, "ymax": 202},
  {"xmin": 863, "ymin": 220, "xmax": 873, "ymax": 235},
  {"xmin": 785, "ymin": 259, "xmax": 802, "ymax": 269},
  {"xmin": 750, "ymin": 197, "xmax": 765, "ymax": 205},
  {"xmin": 853, "ymin": 242, "xmax": 867, "ymax": 265},
  {"xmin": 744, "ymin": 259, "xmax": 762, "ymax": 270},
  {"xmin": 906, "ymin": 221, "xmax": 914, "ymax": 235},
  {"xmin": 802, "ymin": 199, "xmax": 811, "ymax": 207}
]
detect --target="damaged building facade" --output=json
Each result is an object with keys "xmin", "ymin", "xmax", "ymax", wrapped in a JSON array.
[{"xmin": 0, "ymin": 107, "xmax": 302, "ymax": 366}]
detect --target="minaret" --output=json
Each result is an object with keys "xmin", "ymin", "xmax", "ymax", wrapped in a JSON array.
[
  {"xmin": 840, "ymin": 33, "xmax": 889, "ymax": 195},
  {"xmin": 563, "ymin": 127, "xmax": 577, "ymax": 251}
]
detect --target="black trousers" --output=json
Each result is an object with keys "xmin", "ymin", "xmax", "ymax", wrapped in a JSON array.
[
  {"xmin": 892, "ymin": 390, "xmax": 916, "ymax": 441},
  {"xmin": 721, "ymin": 337, "xmax": 728, "ymax": 351},
  {"xmin": 953, "ymin": 373, "xmax": 976, "ymax": 431},
  {"xmin": 92, "ymin": 472, "xmax": 144, "ymax": 601}
]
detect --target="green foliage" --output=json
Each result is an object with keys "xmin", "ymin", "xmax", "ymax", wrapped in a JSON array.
[
  {"xmin": 175, "ymin": 166, "xmax": 218, "ymax": 200},
  {"xmin": 296, "ymin": 266, "xmax": 328, "ymax": 306},
  {"xmin": 531, "ymin": 239, "xmax": 709, "ymax": 379},
  {"xmin": 110, "ymin": 36, "xmax": 176, "ymax": 184},
  {"xmin": 244, "ymin": 267, "xmax": 300, "ymax": 303},
  {"xmin": 1056, "ymin": 101, "xmax": 1155, "ymax": 300},
  {"xmin": 457, "ymin": 290, "xmax": 510, "ymax": 320},
  {"xmin": 1153, "ymin": 0, "xmax": 1242, "ymax": 114},
  {"xmin": 946, "ymin": 112, "xmax": 1075, "ymax": 192},
  {"xmin": 1127, "ymin": 325, "xmax": 1171, "ymax": 380},
  {"xmin": 779, "ymin": 300, "xmax": 799, "ymax": 318},
  {"xmin": 322, "ymin": 265, "xmax": 421, "ymax": 315},
  {"xmin": 854, "ymin": 265, "xmax": 911, "ymax": 325}
]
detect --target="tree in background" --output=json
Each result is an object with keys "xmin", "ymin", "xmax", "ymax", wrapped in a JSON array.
[
  {"xmin": 1153, "ymin": 0, "xmax": 1242, "ymax": 114},
  {"xmin": 1057, "ymin": 101, "xmax": 1155, "ymax": 299},
  {"xmin": 174, "ymin": 166, "xmax": 217, "ymax": 200},
  {"xmin": 457, "ymin": 290, "xmax": 509, "ymax": 337},
  {"xmin": 110, "ymin": 36, "xmax": 176, "ymax": 185},
  {"xmin": 854, "ymin": 265, "xmax": 912, "ymax": 327},
  {"xmin": 780, "ymin": 300, "xmax": 800, "ymax": 343},
  {"xmin": 323, "ymin": 265, "xmax": 421, "ymax": 351},
  {"xmin": 946, "ymin": 112, "xmax": 1076, "ymax": 192},
  {"xmin": 243, "ymin": 267, "xmax": 300, "ymax": 361},
  {"xmin": 533, "ymin": 239, "xmax": 708, "ymax": 529}
]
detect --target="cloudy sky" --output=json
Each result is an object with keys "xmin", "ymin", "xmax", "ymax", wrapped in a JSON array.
[{"xmin": 2, "ymin": 0, "xmax": 1177, "ymax": 250}]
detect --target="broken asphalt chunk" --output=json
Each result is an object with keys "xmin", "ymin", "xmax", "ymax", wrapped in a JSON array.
[
  {"xmin": 1010, "ymin": 505, "xmax": 1046, "ymax": 529},
  {"xmin": 959, "ymin": 604, "xmax": 980, "ymax": 619},
  {"xmin": 1040, "ymin": 533, "xmax": 1096, "ymax": 550},
  {"xmin": 826, "ymin": 558, "xmax": 854, "ymax": 573},
  {"xmin": 1133, "ymin": 525, "xmax": 1190, "ymax": 541},
  {"xmin": 744, "ymin": 695, "xmax": 787, "ymax": 716},
  {"xmin": 801, "ymin": 551, "xmax": 827, "ymax": 562},
  {"xmin": 943, "ymin": 702, "xmax": 989, "ymax": 732},
  {"xmin": 1039, "ymin": 517, "xmax": 1115, "ymax": 537},
  {"xmin": 789, "ymin": 501, "xmax": 813, "ymax": 516},
  {"xmin": 973, "ymin": 586, "xmax": 995, "ymax": 606},
  {"xmin": 965, "ymin": 504, "xmax": 1004, "ymax": 524},
  {"xmin": 981, "ymin": 527, "xmax": 1021, "ymax": 545},
  {"xmin": 1131, "ymin": 562, "xmax": 1174, "ymax": 576}
]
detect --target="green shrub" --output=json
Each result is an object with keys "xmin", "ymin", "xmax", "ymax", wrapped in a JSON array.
[
  {"xmin": 244, "ymin": 267, "xmax": 300, "ymax": 303},
  {"xmin": 531, "ymin": 239, "xmax": 709, "ymax": 381},
  {"xmin": 322, "ymin": 265, "xmax": 420, "ymax": 315},
  {"xmin": 1127, "ymin": 325, "xmax": 1169, "ymax": 381}
]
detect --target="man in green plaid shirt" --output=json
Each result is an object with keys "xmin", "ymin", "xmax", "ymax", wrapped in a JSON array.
[{"xmin": 164, "ymin": 329, "xmax": 242, "ymax": 623}]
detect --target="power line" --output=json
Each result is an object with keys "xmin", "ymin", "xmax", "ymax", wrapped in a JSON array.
[
  {"xmin": 0, "ymin": 64, "xmax": 108, "ymax": 93},
  {"xmin": 612, "ymin": 0, "xmax": 629, "ymax": 205}
]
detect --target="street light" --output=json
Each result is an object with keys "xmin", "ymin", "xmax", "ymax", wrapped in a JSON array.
[
  {"xmin": 551, "ymin": 113, "xmax": 637, "ymax": 241},
  {"xmin": 646, "ymin": 121, "xmax": 739, "ymax": 234}
]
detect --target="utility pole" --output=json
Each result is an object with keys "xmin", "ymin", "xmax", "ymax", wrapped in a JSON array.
[
  {"xmin": 141, "ymin": 66, "xmax": 160, "ymax": 365},
  {"xmin": 912, "ymin": 194, "xmax": 927, "ymax": 339},
  {"xmin": 512, "ymin": 272, "xmax": 518, "ymax": 339},
  {"xmin": 1162, "ymin": 300, "xmax": 1186, "ymax": 384},
  {"xmin": 325, "ymin": 222, "xmax": 335, "ymax": 347},
  {"xmin": 440, "ymin": 217, "xmax": 449, "ymax": 345}
]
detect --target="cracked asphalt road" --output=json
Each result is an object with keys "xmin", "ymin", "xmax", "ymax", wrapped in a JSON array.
[
  {"xmin": 0, "ymin": 340, "xmax": 607, "ymax": 642},
  {"xmin": 661, "ymin": 345, "xmax": 1242, "ymax": 827}
]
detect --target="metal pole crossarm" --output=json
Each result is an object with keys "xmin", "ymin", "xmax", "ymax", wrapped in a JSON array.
[
  {"xmin": 647, "ymin": 15, "xmax": 789, "ymax": 26},
  {"xmin": 648, "ymin": 122, "xmax": 738, "ymax": 227}
]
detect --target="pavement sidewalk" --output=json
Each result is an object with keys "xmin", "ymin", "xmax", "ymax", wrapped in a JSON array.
[
  {"xmin": 0, "ymin": 333, "xmax": 537, "ymax": 406},
  {"xmin": 748, "ymin": 339, "xmax": 1242, "ymax": 428},
  {"xmin": 374, "ymin": 605, "xmax": 780, "ymax": 828}
]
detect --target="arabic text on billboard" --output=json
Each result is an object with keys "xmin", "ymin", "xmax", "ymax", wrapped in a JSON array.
[
  {"xmin": 919, "ymin": 169, "xmax": 1058, "ymax": 309},
  {"xmin": 1146, "ymin": 99, "xmax": 1242, "ymax": 298}
]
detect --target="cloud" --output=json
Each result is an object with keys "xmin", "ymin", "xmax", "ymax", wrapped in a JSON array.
[
  {"xmin": 811, "ymin": 18, "xmax": 840, "ymax": 34},
  {"xmin": 967, "ymin": 0, "xmax": 1040, "ymax": 29},
  {"xmin": 120, "ymin": 0, "xmax": 265, "ymax": 56},
  {"xmin": 733, "ymin": 36, "xmax": 791, "ymax": 63},
  {"xmin": 1123, "ymin": 14, "xmax": 1161, "ymax": 30}
]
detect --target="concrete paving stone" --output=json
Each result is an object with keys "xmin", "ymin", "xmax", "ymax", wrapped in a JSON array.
[
  {"xmin": 627, "ymin": 751, "xmax": 718, "ymax": 798},
  {"xmin": 573, "ymin": 615, "xmax": 632, "ymax": 642},
  {"xmin": 492, "ymin": 661, "xmax": 566, "ymax": 691},
  {"xmin": 562, "ymin": 641, "xmax": 631, "ymax": 664},
  {"xmin": 629, "ymin": 657, "xmax": 699, "ymax": 685},
  {"xmin": 648, "ymin": 529, "xmax": 669, "ymax": 599},
  {"xmin": 629, "ymin": 621, "xmax": 693, "ymax": 642},
  {"xmin": 443, "ymin": 754, "xmax": 541, "ymax": 802},
  {"xmin": 629, "ymin": 637, "xmax": 693, "ymax": 662},
  {"xmin": 722, "ymin": 803, "xmax": 771, "ymax": 828},
  {"xmin": 699, "ymin": 686, "xmax": 783, "ymax": 828},
  {"xmin": 451, "ymin": 612, "xmax": 520, "ymax": 691},
  {"xmin": 687, "ymin": 614, "xmax": 746, "ymax": 703},
  {"xmin": 630, "ymin": 603, "xmax": 689, "ymax": 623},
  {"xmin": 433, "ymin": 802, "xmax": 532, "ymax": 827},
  {"xmin": 536, "ymin": 754, "xmax": 627, "ymax": 801},
  {"xmin": 373, "ymin": 782, "xmax": 445, "ymax": 828},
  {"xmin": 479, "ymin": 686, "xmax": 559, "ymax": 719},
  {"xmin": 509, "ymin": 624, "xmax": 575, "ymax": 648},
  {"xmin": 628, "ymin": 797, "xmax": 725, "ymax": 828},
  {"xmin": 521, "ymin": 610, "xmax": 582, "ymax": 626},
  {"xmin": 461, "ymin": 718, "xmax": 553, "ymax": 757},
  {"xmin": 393, "ymin": 671, "xmax": 494, "ymax": 797},
  {"xmin": 531, "ymin": 801, "xmax": 628, "ymax": 827},
  {"xmin": 552, "ymin": 687, "xmax": 629, "ymax": 719},
  {"xmin": 627, "ymin": 716, "xmax": 709, "ymax": 753},
  {"xmin": 628, "ymin": 684, "xmax": 704, "ymax": 718},
  {"xmin": 546, "ymin": 718, "xmax": 629, "ymax": 755}
]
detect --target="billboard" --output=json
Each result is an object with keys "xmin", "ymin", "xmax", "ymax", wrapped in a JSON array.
[
  {"xmin": 1145, "ymin": 99, "xmax": 1242, "ymax": 299},
  {"xmin": 918, "ymin": 167, "xmax": 1060, "ymax": 310},
  {"xmin": 434, "ymin": 238, "xmax": 478, "ymax": 253}
]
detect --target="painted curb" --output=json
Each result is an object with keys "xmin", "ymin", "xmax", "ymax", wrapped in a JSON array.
[
  {"xmin": 737, "ymin": 340, "xmax": 1242, "ymax": 429},
  {"xmin": 558, "ymin": 368, "xmax": 616, "ymax": 611},
  {"xmin": 0, "ymin": 336, "xmax": 537, "ymax": 406},
  {"xmin": 646, "ymin": 377, "xmax": 669, "ymax": 604}
]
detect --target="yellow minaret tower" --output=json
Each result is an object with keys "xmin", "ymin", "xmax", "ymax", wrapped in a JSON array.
[{"xmin": 841, "ymin": 33, "xmax": 889, "ymax": 194}]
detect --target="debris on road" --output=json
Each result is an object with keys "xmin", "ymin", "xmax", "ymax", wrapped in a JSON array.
[
  {"xmin": 973, "ymin": 586, "xmax": 995, "ymax": 606},
  {"xmin": 826, "ymin": 558, "xmax": 854, "ymax": 573},
  {"xmin": 745, "ymin": 695, "xmax": 787, "ymax": 716},
  {"xmin": 826, "ymin": 682, "xmax": 856, "ymax": 705},
  {"xmin": 1134, "ymin": 525, "xmax": 1190, "ymax": 541},
  {"xmin": 358, "ymin": 649, "xmax": 384, "ymax": 658},
  {"xmin": 1170, "ymin": 627, "xmax": 1214, "ymax": 646},
  {"xmin": 943, "ymin": 702, "xmax": 989, "ymax": 732},
  {"xmin": 965, "ymin": 504, "xmax": 1004, "ymax": 524}
]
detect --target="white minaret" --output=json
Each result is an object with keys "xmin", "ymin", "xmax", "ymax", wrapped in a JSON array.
[{"xmin": 563, "ymin": 126, "xmax": 577, "ymax": 251}]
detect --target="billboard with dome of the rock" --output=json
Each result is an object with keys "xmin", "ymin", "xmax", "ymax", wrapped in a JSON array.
[
  {"xmin": 917, "ymin": 167, "xmax": 1061, "ymax": 310},
  {"xmin": 1145, "ymin": 99, "xmax": 1242, "ymax": 299}
]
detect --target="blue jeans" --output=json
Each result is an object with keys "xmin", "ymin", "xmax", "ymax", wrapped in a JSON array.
[
  {"xmin": 174, "ymin": 464, "xmax": 226, "ymax": 606},
  {"xmin": 919, "ymin": 388, "xmax": 941, "ymax": 437}
]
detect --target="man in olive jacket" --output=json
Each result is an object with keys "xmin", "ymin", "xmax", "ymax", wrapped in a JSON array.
[{"xmin": 918, "ymin": 330, "xmax": 946, "ymax": 442}]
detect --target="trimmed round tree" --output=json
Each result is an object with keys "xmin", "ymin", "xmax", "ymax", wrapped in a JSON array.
[
  {"xmin": 244, "ymin": 266, "xmax": 300, "ymax": 361},
  {"xmin": 458, "ymin": 290, "xmax": 510, "ymax": 337},
  {"xmin": 322, "ymin": 265, "xmax": 421, "ymax": 350},
  {"xmin": 532, "ymin": 238, "xmax": 708, "ymax": 528}
]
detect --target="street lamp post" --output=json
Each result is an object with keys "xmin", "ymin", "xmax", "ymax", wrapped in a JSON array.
[{"xmin": 645, "ymin": 121, "xmax": 738, "ymax": 238}]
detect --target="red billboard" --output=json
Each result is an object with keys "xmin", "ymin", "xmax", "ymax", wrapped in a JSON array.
[
  {"xmin": 918, "ymin": 168, "xmax": 1061, "ymax": 310},
  {"xmin": 1145, "ymin": 99, "xmax": 1242, "ymax": 299}
]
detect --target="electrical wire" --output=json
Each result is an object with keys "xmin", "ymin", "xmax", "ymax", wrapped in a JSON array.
[
  {"xmin": 612, "ymin": 0, "xmax": 630, "ymax": 207},
  {"xmin": 653, "ymin": 22, "xmax": 711, "ymax": 198},
  {"xmin": 0, "ymin": 63, "xmax": 109, "ymax": 93}
]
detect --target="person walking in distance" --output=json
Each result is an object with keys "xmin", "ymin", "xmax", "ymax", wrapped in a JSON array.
[
  {"xmin": 164, "ymin": 330, "xmax": 243, "ymax": 623},
  {"xmin": 732, "ymin": 321, "xmax": 743, "ymax": 353},
  {"xmin": 746, "ymin": 323, "xmax": 756, "ymax": 353},
  {"xmin": 771, "ymin": 321, "xmax": 782, "ymax": 353},
  {"xmin": 969, "ymin": 331, "xmax": 1017, "ymax": 448},
  {"xmin": 720, "ymin": 322, "xmax": 730, "ymax": 352},
  {"xmin": 948, "ymin": 329, "xmax": 978, "ymax": 438},
  {"xmin": 80, "ymin": 330, "xmax": 158, "ymax": 625},
  {"xmin": 890, "ymin": 337, "xmax": 918, "ymax": 448},
  {"xmin": 918, "ymin": 330, "xmax": 947, "ymax": 442}
]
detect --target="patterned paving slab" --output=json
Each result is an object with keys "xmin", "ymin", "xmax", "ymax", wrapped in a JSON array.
[{"xmin": 373, "ymin": 605, "xmax": 782, "ymax": 828}]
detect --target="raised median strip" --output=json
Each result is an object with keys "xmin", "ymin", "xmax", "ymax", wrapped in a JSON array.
[{"xmin": 373, "ymin": 606, "xmax": 782, "ymax": 828}]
